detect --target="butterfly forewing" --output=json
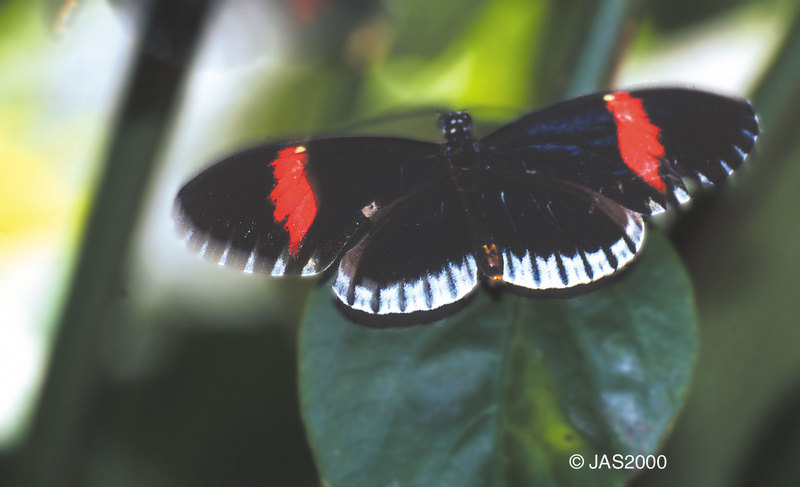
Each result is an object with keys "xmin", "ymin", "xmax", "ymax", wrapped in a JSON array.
[
  {"xmin": 174, "ymin": 138, "xmax": 444, "ymax": 276},
  {"xmin": 480, "ymin": 88, "xmax": 758, "ymax": 216},
  {"xmin": 634, "ymin": 89, "xmax": 758, "ymax": 185}
]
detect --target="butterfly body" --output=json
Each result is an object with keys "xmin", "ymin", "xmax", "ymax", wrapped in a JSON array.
[
  {"xmin": 175, "ymin": 88, "xmax": 758, "ymax": 318},
  {"xmin": 437, "ymin": 111, "xmax": 505, "ymax": 281}
]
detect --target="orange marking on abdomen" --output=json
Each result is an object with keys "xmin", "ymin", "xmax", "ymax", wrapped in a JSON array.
[
  {"xmin": 481, "ymin": 243, "xmax": 503, "ymax": 281},
  {"xmin": 269, "ymin": 146, "xmax": 317, "ymax": 257},
  {"xmin": 604, "ymin": 92, "xmax": 666, "ymax": 192}
]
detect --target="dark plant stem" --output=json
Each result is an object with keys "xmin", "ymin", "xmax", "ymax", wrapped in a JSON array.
[{"xmin": 16, "ymin": 1, "xmax": 215, "ymax": 485}]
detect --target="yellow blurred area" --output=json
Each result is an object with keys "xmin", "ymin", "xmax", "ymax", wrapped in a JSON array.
[
  {"xmin": 0, "ymin": 138, "xmax": 76, "ymax": 253},
  {"xmin": 0, "ymin": 0, "xmax": 129, "ymax": 259},
  {"xmin": 0, "ymin": 2, "xmax": 78, "ymax": 256}
]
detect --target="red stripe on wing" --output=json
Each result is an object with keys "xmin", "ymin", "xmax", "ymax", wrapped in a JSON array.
[
  {"xmin": 269, "ymin": 146, "xmax": 317, "ymax": 257},
  {"xmin": 605, "ymin": 92, "xmax": 666, "ymax": 192}
]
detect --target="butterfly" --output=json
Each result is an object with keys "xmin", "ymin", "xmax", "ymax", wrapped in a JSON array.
[{"xmin": 174, "ymin": 88, "xmax": 759, "ymax": 317}]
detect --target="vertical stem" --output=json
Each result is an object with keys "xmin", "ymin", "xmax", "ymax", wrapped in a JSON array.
[
  {"xmin": 564, "ymin": 0, "xmax": 637, "ymax": 97},
  {"xmin": 18, "ymin": 1, "xmax": 215, "ymax": 485},
  {"xmin": 752, "ymin": 7, "xmax": 800, "ymax": 166}
]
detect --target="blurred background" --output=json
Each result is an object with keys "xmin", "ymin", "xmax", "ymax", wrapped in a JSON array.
[{"xmin": 1, "ymin": 0, "xmax": 799, "ymax": 485}]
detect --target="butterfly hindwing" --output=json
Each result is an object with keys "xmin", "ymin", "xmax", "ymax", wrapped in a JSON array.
[
  {"xmin": 174, "ymin": 137, "xmax": 444, "ymax": 276},
  {"xmin": 333, "ymin": 177, "xmax": 479, "ymax": 315},
  {"xmin": 480, "ymin": 88, "xmax": 758, "ymax": 215},
  {"xmin": 478, "ymin": 170, "xmax": 645, "ymax": 293}
]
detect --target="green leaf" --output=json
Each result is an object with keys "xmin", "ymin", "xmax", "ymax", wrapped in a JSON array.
[{"xmin": 299, "ymin": 231, "xmax": 697, "ymax": 487}]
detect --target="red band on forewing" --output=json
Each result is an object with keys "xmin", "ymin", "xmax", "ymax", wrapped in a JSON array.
[
  {"xmin": 269, "ymin": 146, "xmax": 317, "ymax": 257},
  {"xmin": 605, "ymin": 92, "xmax": 666, "ymax": 192}
]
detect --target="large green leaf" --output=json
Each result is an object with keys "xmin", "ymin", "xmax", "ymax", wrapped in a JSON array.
[{"xmin": 299, "ymin": 231, "xmax": 697, "ymax": 487}]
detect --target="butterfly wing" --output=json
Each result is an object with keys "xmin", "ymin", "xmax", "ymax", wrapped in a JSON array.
[
  {"xmin": 176, "ymin": 89, "xmax": 759, "ymax": 316},
  {"xmin": 477, "ymin": 169, "xmax": 645, "ymax": 293},
  {"xmin": 174, "ymin": 137, "xmax": 444, "ymax": 276},
  {"xmin": 480, "ymin": 88, "xmax": 759, "ymax": 215},
  {"xmin": 332, "ymin": 177, "xmax": 479, "ymax": 315}
]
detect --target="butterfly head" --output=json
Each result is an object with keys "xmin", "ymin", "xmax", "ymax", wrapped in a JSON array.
[{"xmin": 440, "ymin": 111, "xmax": 475, "ymax": 149}]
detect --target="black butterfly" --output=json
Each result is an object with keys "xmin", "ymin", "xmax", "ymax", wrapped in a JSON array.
[{"xmin": 174, "ymin": 88, "xmax": 758, "ymax": 316}]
